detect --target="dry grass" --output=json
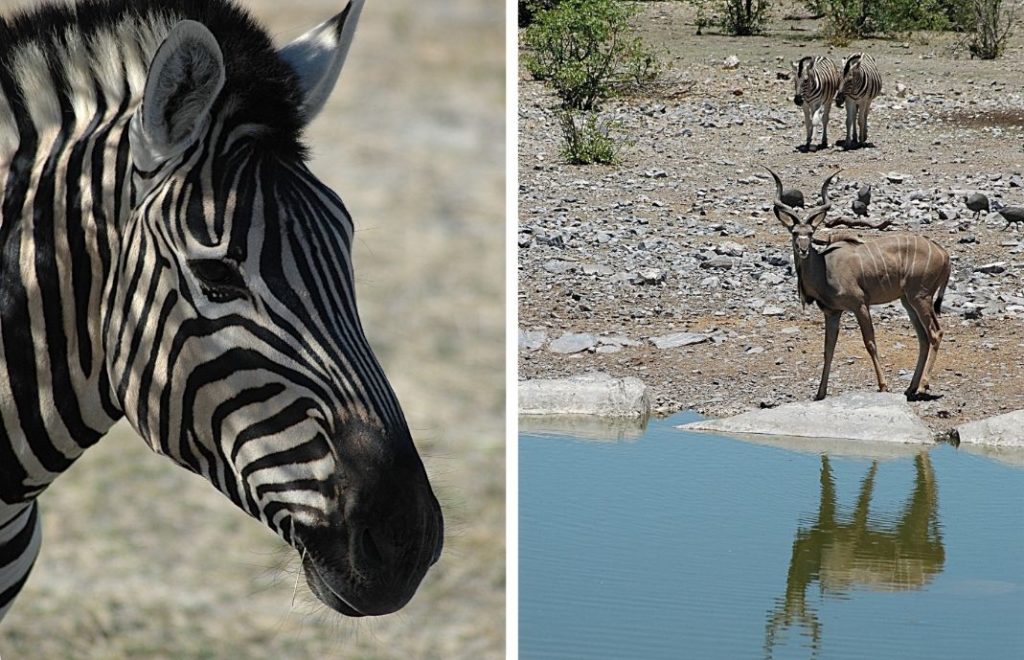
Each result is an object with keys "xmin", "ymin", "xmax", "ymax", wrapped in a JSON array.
[{"xmin": 0, "ymin": 0, "xmax": 504, "ymax": 657}]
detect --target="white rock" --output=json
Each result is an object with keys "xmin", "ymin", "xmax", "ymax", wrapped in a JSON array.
[
  {"xmin": 519, "ymin": 373, "xmax": 650, "ymax": 417},
  {"xmin": 956, "ymin": 409, "xmax": 1024, "ymax": 448},
  {"xmin": 548, "ymin": 332, "xmax": 596, "ymax": 354},
  {"xmin": 677, "ymin": 391, "xmax": 934, "ymax": 444},
  {"xmin": 650, "ymin": 331, "xmax": 711, "ymax": 349},
  {"xmin": 723, "ymin": 55, "xmax": 740, "ymax": 70}
]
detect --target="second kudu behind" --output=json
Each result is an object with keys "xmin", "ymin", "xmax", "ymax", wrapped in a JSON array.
[{"xmin": 766, "ymin": 168, "xmax": 951, "ymax": 401}]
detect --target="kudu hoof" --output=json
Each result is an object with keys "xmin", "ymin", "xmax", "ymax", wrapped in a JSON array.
[{"xmin": 906, "ymin": 391, "xmax": 943, "ymax": 402}]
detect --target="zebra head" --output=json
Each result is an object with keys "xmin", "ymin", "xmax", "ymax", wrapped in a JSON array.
[
  {"xmin": 835, "ymin": 54, "xmax": 862, "ymax": 108},
  {"xmin": 791, "ymin": 57, "xmax": 811, "ymax": 107},
  {"xmin": 110, "ymin": 1, "xmax": 442, "ymax": 616}
]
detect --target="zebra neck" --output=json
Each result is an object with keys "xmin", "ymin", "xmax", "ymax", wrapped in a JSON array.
[{"xmin": 1, "ymin": 64, "xmax": 138, "ymax": 504}]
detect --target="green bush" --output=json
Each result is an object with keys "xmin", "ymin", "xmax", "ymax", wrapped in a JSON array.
[
  {"xmin": 560, "ymin": 111, "xmax": 617, "ymax": 164},
  {"xmin": 685, "ymin": 0, "xmax": 772, "ymax": 36},
  {"xmin": 822, "ymin": 0, "xmax": 956, "ymax": 42},
  {"xmin": 723, "ymin": 0, "xmax": 772, "ymax": 35},
  {"xmin": 966, "ymin": 0, "xmax": 1017, "ymax": 58},
  {"xmin": 522, "ymin": 0, "xmax": 659, "ymax": 110}
]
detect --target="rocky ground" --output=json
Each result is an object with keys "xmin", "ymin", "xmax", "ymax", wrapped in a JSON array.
[{"xmin": 518, "ymin": 3, "xmax": 1024, "ymax": 430}]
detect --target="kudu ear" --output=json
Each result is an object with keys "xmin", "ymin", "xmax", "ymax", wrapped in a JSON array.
[
  {"xmin": 130, "ymin": 21, "xmax": 225, "ymax": 172},
  {"xmin": 773, "ymin": 206, "xmax": 799, "ymax": 230},
  {"xmin": 278, "ymin": 0, "xmax": 365, "ymax": 124},
  {"xmin": 807, "ymin": 208, "xmax": 830, "ymax": 228}
]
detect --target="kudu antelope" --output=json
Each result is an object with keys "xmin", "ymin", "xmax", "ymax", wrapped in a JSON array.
[{"xmin": 765, "ymin": 168, "xmax": 951, "ymax": 401}]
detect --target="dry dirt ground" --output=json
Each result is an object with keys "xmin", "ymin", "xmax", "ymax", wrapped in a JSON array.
[
  {"xmin": 519, "ymin": 2, "xmax": 1024, "ymax": 431},
  {"xmin": 1, "ymin": 0, "xmax": 505, "ymax": 658}
]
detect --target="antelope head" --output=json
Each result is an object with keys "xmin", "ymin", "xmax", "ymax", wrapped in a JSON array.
[{"xmin": 766, "ymin": 167, "xmax": 840, "ymax": 262}]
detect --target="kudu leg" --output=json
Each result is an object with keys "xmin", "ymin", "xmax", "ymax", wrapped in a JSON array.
[
  {"xmin": 909, "ymin": 296, "xmax": 944, "ymax": 394},
  {"xmin": 853, "ymin": 305, "xmax": 888, "ymax": 393},
  {"xmin": 816, "ymin": 310, "xmax": 842, "ymax": 400},
  {"xmin": 901, "ymin": 297, "xmax": 930, "ymax": 396}
]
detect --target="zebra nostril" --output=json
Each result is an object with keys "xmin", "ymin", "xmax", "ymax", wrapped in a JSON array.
[{"xmin": 360, "ymin": 527, "xmax": 384, "ymax": 568}]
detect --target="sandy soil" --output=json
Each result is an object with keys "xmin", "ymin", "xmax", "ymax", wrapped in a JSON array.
[
  {"xmin": 1, "ymin": 1, "xmax": 505, "ymax": 658},
  {"xmin": 518, "ymin": 3, "xmax": 1024, "ymax": 431}
]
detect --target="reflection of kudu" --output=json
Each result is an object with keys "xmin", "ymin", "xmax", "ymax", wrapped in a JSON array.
[{"xmin": 764, "ymin": 453, "xmax": 944, "ymax": 659}]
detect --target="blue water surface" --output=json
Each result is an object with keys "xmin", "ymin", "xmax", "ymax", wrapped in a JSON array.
[{"xmin": 520, "ymin": 413, "xmax": 1024, "ymax": 660}]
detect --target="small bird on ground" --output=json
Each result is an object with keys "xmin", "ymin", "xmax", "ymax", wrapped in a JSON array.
[
  {"xmin": 780, "ymin": 187, "xmax": 805, "ymax": 208},
  {"xmin": 851, "ymin": 183, "xmax": 871, "ymax": 216},
  {"xmin": 995, "ymin": 205, "xmax": 1024, "ymax": 230},
  {"xmin": 965, "ymin": 192, "xmax": 990, "ymax": 220}
]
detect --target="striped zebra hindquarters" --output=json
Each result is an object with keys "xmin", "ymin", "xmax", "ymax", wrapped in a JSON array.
[
  {"xmin": 0, "ymin": 0, "xmax": 442, "ymax": 622},
  {"xmin": 791, "ymin": 56, "xmax": 841, "ymax": 152},
  {"xmin": 836, "ymin": 53, "xmax": 882, "ymax": 149}
]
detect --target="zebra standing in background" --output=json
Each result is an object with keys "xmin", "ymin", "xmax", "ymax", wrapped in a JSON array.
[
  {"xmin": 791, "ymin": 55, "xmax": 842, "ymax": 152},
  {"xmin": 835, "ymin": 53, "xmax": 883, "ymax": 149},
  {"xmin": 1, "ymin": 0, "xmax": 442, "ymax": 622}
]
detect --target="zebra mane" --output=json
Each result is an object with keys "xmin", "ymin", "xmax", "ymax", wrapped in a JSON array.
[
  {"xmin": 843, "ymin": 53, "xmax": 863, "ymax": 76},
  {"xmin": 0, "ymin": 0, "xmax": 308, "ymax": 158}
]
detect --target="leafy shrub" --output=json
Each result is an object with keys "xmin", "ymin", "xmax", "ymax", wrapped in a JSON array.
[
  {"xmin": 560, "ymin": 111, "xmax": 617, "ymax": 164},
  {"xmin": 522, "ymin": 0, "xmax": 658, "ymax": 110},
  {"xmin": 722, "ymin": 0, "xmax": 772, "ymax": 35},
  {"xmin": 966, "ymin": 0, "xmax": 1017, "ymax": 58},
  {"xmin": 685, "ymin": 0, "xmax": 771, "ymax": 36},
  {"xmin": 822, "ymin": 0, "xmax": 957, "ymax": 42}
]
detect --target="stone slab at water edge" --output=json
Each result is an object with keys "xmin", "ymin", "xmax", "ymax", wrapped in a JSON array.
[
  {"xmin": 519, "ymin": 373, "xmax": 650, "ymax": 417},
  {"xmin": 677, "ymin": 392, "xmax": 934, "ymax": 444},
  {"xmin": 956, "ymin": 409, "xmax": 1024, "ymax": 448}
]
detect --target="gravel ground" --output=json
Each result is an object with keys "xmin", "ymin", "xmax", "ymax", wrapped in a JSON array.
[
  {"xmin": 519, "ymin": 2, "xmax": 1024, "ymax": 430},
  {"xmin": 1, "ymin": 0, "xmax": 505, "ymax": 658}
]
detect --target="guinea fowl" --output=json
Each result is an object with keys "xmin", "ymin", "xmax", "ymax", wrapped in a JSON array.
[
  {"xmin": 851, "ymin": 183, "xmax": 871, "ymax": 216},
  {"xmin": 995, "ymin": 205, "xmax": 1024, "ymax": 230},
  {"xmin": 781, "ymin": 187, "xmax": 805, "ymax": 208},
  {"xmin": 965, "ymin": 192, "xmax": 990, "ymax": 220}
]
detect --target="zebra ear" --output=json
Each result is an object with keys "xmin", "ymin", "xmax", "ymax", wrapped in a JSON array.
[
  {"xmin": 279, "ymin": 0, "xmax": 365, "ymax": 123},
  {"xmin": 131, "ymin": 21, "xmax": 225, "ymax": 171}
]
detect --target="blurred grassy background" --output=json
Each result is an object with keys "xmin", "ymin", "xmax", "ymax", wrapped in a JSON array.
[{"xmin": 0, "ymin": 0, "xmax": 505, "ymax": 657}]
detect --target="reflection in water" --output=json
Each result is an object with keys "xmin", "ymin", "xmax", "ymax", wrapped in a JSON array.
[
  {"xmin": 518, "ymin": 414, "xmax": 649, "ymax": 443},
  {"xmin": 764, "ymin": 453, "xmax": 945, "ymax": 659}
]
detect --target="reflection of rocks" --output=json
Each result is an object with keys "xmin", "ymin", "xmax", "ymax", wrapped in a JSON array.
[
  {"xmin": 764, "ymin": 454, "xmax": 944, "ymax": 657},
  {"xmin": 518, "ymin": 414, "xmax": 648, "ymax": 443},
  {"xmin": 519, "ymin": 372, "xmax": 650, "ymax": 417}
]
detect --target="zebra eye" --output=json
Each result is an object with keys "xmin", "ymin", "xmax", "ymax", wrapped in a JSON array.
[{"xmin": 188, "ymin": 259, "xmax": 247, "ymax": 302}]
